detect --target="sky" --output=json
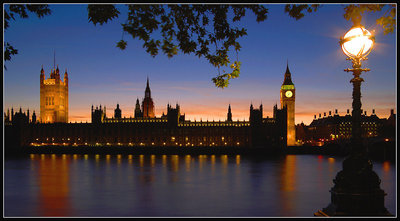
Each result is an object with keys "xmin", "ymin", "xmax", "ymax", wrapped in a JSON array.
[{"xmin": 3, "ymin": 4, "xmax": 397, "ymax": 125}]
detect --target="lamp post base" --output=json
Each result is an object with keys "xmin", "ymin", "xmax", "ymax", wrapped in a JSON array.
[
  {"xmin": 315, "ymin": 154, "xmax": 393, "ymax": 217},
  {"xmin": 315, "ymin": 190, "xmax": 392, "ymax": 216}
]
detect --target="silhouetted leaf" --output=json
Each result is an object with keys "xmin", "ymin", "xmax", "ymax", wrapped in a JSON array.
[
  {"xmin": 116, "ymin": 40, "xmax": 127, "ymax": 50},
  {"xmin": 88, "ymin": 4, "xmax": 269, "ymax": 88},
  {"xmin": 88, "ymin": 4, "xmax": 119, "ymax": 26}
]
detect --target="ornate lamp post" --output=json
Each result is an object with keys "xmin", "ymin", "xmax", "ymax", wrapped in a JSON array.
[{"xmin": 315, "ymin": 24, "xmax": 391, "ymax": 216}]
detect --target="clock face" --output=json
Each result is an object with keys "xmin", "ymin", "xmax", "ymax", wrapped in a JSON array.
[{"xmin": 285, "ymin": 90, "xmax": 293, "ymax": 98}]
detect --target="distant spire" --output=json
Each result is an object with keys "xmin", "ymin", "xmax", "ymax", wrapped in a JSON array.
[
  {"xmin": 227, "ymin": 104, "xmax": 232, "ymax": 121},
  {"xmin": 282, "ymin": 61, "xmax": 294, "ymax": 85},
  {"xmin": 53, "ymin": 50, "xmax": 56, "ymax": 70},
  {"xmin": 145, "ymin": 76, "xmax": 151, "ymax": 98}
]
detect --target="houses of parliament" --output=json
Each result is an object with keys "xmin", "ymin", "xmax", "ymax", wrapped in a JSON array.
[{"xmin": 5, "ymin": 63, "xmax": 299, "ymax": 148}]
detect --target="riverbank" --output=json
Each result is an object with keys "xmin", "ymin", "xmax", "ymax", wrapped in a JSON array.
[{"xmin": 5, "ymin": 142, "xmax": 395, "ymax": 162}]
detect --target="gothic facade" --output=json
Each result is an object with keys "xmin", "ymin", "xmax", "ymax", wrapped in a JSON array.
[
  {"xmin": 40, "ymin": 65, "xmax": 68, "ymax": 123},
  {"xmin": 280, "ymin": 63, "xmax": 296, "ymax": 146},
  {"xmin": 6, "ymin": 65, "xmax": 302, "ymax": 149}
]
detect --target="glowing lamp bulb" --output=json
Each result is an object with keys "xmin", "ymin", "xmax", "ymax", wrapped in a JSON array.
[{"xmin": 340, "ymin": 26, "xmax": 374, "ymax": 59}]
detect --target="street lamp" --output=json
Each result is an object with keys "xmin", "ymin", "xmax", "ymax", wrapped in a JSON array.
[{"xmin": 315, "ymin": 24, "xmax": 391, "ymax": 216}]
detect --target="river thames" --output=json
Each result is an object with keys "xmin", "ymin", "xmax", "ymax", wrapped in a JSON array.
[{"xmin": 4, "ymin": 154, "xmax": 396, "ymax": 217}]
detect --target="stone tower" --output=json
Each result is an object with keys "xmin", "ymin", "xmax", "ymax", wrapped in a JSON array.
[
  {"xmin": 280, "ymin": 62, "xmax": 296, "ymax": 146},
  {"xmin": 134, "ymin": 98, "xmax": 143, "ymax": 118},
  {"xmin": 227, "ymin": 104, "xmax": 232, "ymax": 122},
  {"xmin": 114, "ymin": 103, "xmax": 122, "ymax": 119},
  {"xmin": 40, "ymin": 65, "xmax": 68, "ymax": 123},
  {"xmin": 142, "ymin": 77, "xmax": 155, "ymax": 118}
]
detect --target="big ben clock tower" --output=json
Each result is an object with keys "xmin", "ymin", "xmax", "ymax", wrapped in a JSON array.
[{"xmin": 280, "ymin": 63, "xmax": 296, "ymax": 146}]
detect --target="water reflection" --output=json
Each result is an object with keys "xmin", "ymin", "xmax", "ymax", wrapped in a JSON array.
[
  {"xmin": 151, "ymin": 155, "xmax": 156, "ymax": 167},
  {"xmin": 327, "ymin": 157, "xmax": 336, "ymax": 173},
  {"xmin": 279, "ymin": 155, "xmax": 297, "ymax": 216},
  {"xmin": 185, "ymin": 155, "xmax": 191, "ymax": 172},
  {"xmin": 139, "ymin": 155, "xmax": 144, "ymax": 167},
  {"xmin": 37, "ymin": 154, "xmax": 71, "ymax": 216},
  {"xmin": 236, "ymin": 155, "xmax": 240, "ymax": 165},
  {"xmin": 171, "ymin": 155, "xmax": 179, "ymax": 172},
  {"xmin": 5, "ymin": 154, "xmax": 394, "ymax": 217},
  {"xmin": 281, "ymin": 155, "xmax": 297, "ymax": 192},
  {"xmin": 382, "ymin": 161, "xmax": 390, "ymax": 172}
]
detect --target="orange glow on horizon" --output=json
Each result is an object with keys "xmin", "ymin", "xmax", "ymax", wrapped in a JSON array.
[{"xmin": 66, "ymin": 101, "xmax": 395, "ymax": 125}]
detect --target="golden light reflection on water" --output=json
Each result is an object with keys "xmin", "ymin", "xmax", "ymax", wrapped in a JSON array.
[
  {"xmin": 383, "ymin": 161, "xmax": 390, "ymax": 172},
  {"xmin": 327, "ymin": 157, "xmax": 336, "ymax": 173},
  {"xmin": 185, "ymin": 155, "xmax": 191, "ymax": 172},
  {"xmin": 221, "ymin": 155, "xmax": 228, "ymax": 168},
  {"xmin": 128, "ymin": 155, "xmax": 133, "ymax": 164},
  {"xmin": 117, "ymin": 154, "xmax": 122, "ymax": 165},
  {"xmin": 151, "ymin": 155, "xmax": 156, "ymax": 167},
  {"xmin": 198, "ymin": 155, "xmax": 205, "ymax": 171},
  {"xmin": 162, "ymin": 155, "xmax": 167, "ymax": 167},
  {"xmin": 281, "ymin": 155, "xmax": 297, "ymax": 192},
  {"xmin": 18, "ymin": 154, "xmax": 394, "ymax": 217},
  {"xmin": 171, "ymin": 155, "xmax": 179, "ymax": 172},
  {"xmin": 211, "ymin": 155, "xmax": 216, "ymax": 165},
  {"xmin": 139, "ymin": 155, "xmax": 144, "ymax": 167},
  {"xmin": 280, "ymin": 155, "xmax": 297, "ymax": 216},
  {"xmin": 106, "ymin": 154, "xmax": 111, "ymax": 164},
  {"xmin": 34, "ymin": 154, "xmax": 71, "ymax": 216}
]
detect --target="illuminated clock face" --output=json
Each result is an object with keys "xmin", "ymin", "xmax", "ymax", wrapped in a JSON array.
[{"xmin": 285, "ymin": 90, "xmax": 293, "ymax": 98}]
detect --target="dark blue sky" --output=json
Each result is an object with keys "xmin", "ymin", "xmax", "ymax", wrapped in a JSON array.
[{"xmin": 4, "ymin": 4, "xmax": 396, "ymax": 124}]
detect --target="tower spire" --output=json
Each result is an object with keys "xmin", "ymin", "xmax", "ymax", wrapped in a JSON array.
[
  {"xmin": 145, "ymin": 76, "xmax": 151, "ymax": 98},
  {"xmin": 53, "ymin": 50, "xmax": 56, "ymax": 70},
  {"xmin": 283, "ymin": 61, "xmax": 294, "ymax": 85},
  {"xmin": 227, "ymin": 103, "xmax": 232, "ymax": 121}
]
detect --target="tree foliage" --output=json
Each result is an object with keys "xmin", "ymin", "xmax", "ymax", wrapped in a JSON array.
[
  {"xmin": 4, "ymin": 4, "xmax": 51, "ymax": 69},
  {"xmin": 285, "ymin": 4, "xmax": 396, "ymax": 35},
  {"xmin": 342, "ymin": 4, "xmax": 396, "ymax": 35},
  {"xmin": 87, "ymin": 4, "xmax": 268, "ymax": 88},
  {"xmin": 284, "ymin": 4, "xmax": 321, "ymax": 20}
]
